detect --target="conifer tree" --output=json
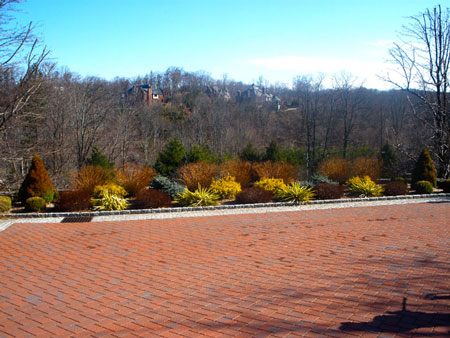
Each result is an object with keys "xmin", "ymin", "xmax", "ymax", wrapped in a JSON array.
[
  {"xmin": 412, "ymin": 147, "xmax": 437, "ymax": 187},
  {"xmin": 154, "ymin": 138, "xmax": 186, "ymax": 177},
  {"xmin": 18, "ymin": 154, "xmax": 55, "ymax": 203}
]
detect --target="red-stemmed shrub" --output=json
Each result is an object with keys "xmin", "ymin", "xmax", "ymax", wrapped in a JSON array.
[
  {"xmin": 312, "ymin": 183, "xmax": 345, "ymax": 200},
  {"xmin": 235, "ymin": 187, "xmax": 273, "ymax": 204},
  {"xmin": 384, "ymin": 181, "xmax": 408, "ymax": 196},
  {"xmin": 54, "ymin": 190, "xmax": 92, "ymax": 211},
  {"xmin": 134, "ymin": 189, "xmax": 172, "ymax": 209}
]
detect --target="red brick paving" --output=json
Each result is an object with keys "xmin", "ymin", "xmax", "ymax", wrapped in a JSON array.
[{"xmin": 0, "ymin": 203, "xmax": 449, "ymax": 337}]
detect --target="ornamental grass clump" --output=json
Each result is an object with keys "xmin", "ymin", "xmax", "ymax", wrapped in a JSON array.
[
  {"xmin": 220, "ymin": 160, "xmax": 253, "ymax": 188},
  {"xmin": 116, "ymin": 164, "xmax": 156, "ymax": 197},
  {"xmin": 346, "ymin": 176, "xmax": 383, "ymax": 197},
  {"xmin": 210, "ymin": 176, "xmax": 241, "ymax": 199},
  {"xmin": 92, "ymin": 190, "xmax": 129, "ymax": 211},
  {"xmin": 92, "ymin": 183, "xmax": 127, "ymax": 199},
  {"xmin": 73, "ymin": 165, "xmax": 112, "ymax": 195},
  {"xmin": 253, "ymin": 177, "xmax": 286, "ymax": 194},
  {"xmin": 253, "ymin": 161, "xmax": 297, "ymax": 183},
  {"xmin": 178, "ymin": 161, "xmax": 219, "ymax": 190},
  {"xmin": 275, "ymin": 182, "xmax": 315, "ymax": 203},
  {"xmin": 175, "ymin": 185, "xmax": 219, "ymax": 207}
]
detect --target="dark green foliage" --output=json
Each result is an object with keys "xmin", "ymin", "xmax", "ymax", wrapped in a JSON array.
[
  {"xmin": 312, "ymin": 183, "xmax": 344, "ymax": 200},
  {"xmin": 384, "ymin": 181, "xmax": 408, "ymax": 196},
  {"xmin": 0, "ymin": 196, "xmax": 12, "ymax": 213},
  {"xmin": 415, "ymin": 180, "xmax": 433, "ymax": 194},
  {"xmin": 185, "ymin": 144, "xmax": 216, "ymax": 163},
  {"xmin": 263, "ymin": 140, "xmax": 283, "ymax": 162},
  {"xmin": 380, "ymin": 143, "xmax": 397, "ymax": 178},
  {"xmin": 25, "ymin": 197, "xmax": 46, "ymax": 212},
  {"xmin": 86, "ymin": 147, "xmax": 113, "ymax": 169},
  {"xmin": 54, "ymin": 190, "xmax": 92, "ymax": 212},
  {"xmin": 412, "ymin": 148, "xmax": 437, "ymax": 187},
  {"xmin": 235, "ymin": 187, "xmax": 273, "ymax": 204},
  {"xmin": 154, "ymin": 138, "xmax": 186, "ymax": 177},
  {"xmin": 438, "ymin": 179, "xmax": 450, "ymax": 192},
  {"xmin": 239, "ymin": 143, "xmax": 261, "ymax": 162},
  {"xmin": 18, "ymin": 153, "xmax": 55, "ymax": 203},
  {"xmin": 150, "ymin": 176, "xmax": 185, "ymax": 199},
  {"xmin": 134, "ymin": 189, "xmax": 172, "ymax": 209}
]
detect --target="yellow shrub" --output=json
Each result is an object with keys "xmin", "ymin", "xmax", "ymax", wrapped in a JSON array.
[
  {"xmin": 210, "ymin": 176, "xmax": 242, "ymax": 199},
  {"xmin": 346, "ymin": 176, "xmax": 383, "ymax": 197},
  {"xmin": 254, "ymin": 177, "xmax": 286, "ymax": 193},
  {"xmin": 93, "ymin": 183, "xmax": 127, "ymax": 199}
]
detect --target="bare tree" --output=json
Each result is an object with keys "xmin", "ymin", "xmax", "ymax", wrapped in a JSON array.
[{"xmin": 387, "ymin": 5, "xmax": 450, "ymax": 177}]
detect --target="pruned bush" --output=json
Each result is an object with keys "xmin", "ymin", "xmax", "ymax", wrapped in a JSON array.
[
  {"xmin": 412, "ymin": 147, "xmax": 437, "ymax": 188},
  {"xmin": 253, "ymin": 161, "xmax": 297, "ymax": 183},
  {"xmin": 438, "ymin": 179, "xmax": 450, "ymax": 193},
  {"xmin": 25, "ymin": 197, "xmax": 46, "ymax": 212},
  {"xmin": 116, "ymin": 164, "xmax": 156, "ymax": 197},
  {"xmin": 384, "ymin": 181, "xmax": 408, "ymax": 196},
  {"xmin": 253, "ymin": 177, "xmax": 286, "ymax": 193},
  {"xmin": 346, "ymin": 176, "xmax": 383, "ymax": 197},
  {"xmin": 92, "ymin": 191, "xmax": 129, "ymax": 211},
  {"xmin": 275, "ymin": 182, "xmax": 315, "ymax": 203},
  {"xmin": 19, "ymin": 153, "xmax": 55, "ymax": 203},
  {"xmin": 318, "ymin": 158, "xmax": 351, "ymax": 184},
  {"xmin": 352, "ymin": 157, "xmax": 382, "ymax": 181},
  {"xmin": 92, "ymin": 183, "xmax": 127, "ymax": 199},
  {"xmin": 175, "ymin": 185, "xmax": 219, "ymax": 207},
  {"xmin": 235, "ymin": 187, "xmax": 273, "ymax": 204},
  {"xmin": 134, "ymin": 189, "xmax": 172, "ymax": 209},
  {"xmin": 178, "ymin": 161, "xmax": 219, "ymax": 190},
  {"xmin": 150, "ymin": 176, "xmax": 185, "ymax": 199},
  {"xmin": 220, "ymin": 160, "xmax": 253, "ymax": 187},
  {"xmin": 54, "ymin": 190, "xmax": 92, "ymax": 212},
  {"xmin": 73, "ymin": 165, "xmax": 112, "ymax": 195},
  {"xmin": 415, "ymin": 180, "xmax": 433, "ymax": 194},
  {"xmin": 0, "ymin": 196, "xmax": 12, "ymax": 213},
  {"xmin": 391, "ymin": 177, "xmax": 407, "ymax": 184},
  {"xmin": 210, "ymin": 176, "xmax": 241, "ymax": 199},
  {"xmin": 313, "ymin": 183, "xmax": 344, "ymax": 200}
]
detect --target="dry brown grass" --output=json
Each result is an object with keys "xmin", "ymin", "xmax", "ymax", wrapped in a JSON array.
[
  {"xmin": 252, "ymin": 161, "xmax": 297, "ymax": 183},
  {"xmin": 178, "ymin": 162, "xmax": 220, "ymax": 190},
  {"xmin": 352, "ymin": 157, "xmax": 382, "ymax": 181},
  {"xmin": 116, "ymin": 163, "xmax": 156, "ymax": 197},
  {"xmin": 72, "ymin": 166, "xmax": 112, "ymax": 195},
  {"xmin": 220, "ymin": 160, "xmax": 254, "ymax": 188},
  {"xmin": 318, "ymin": 158, "xmax": 351, "ymax": 184}
]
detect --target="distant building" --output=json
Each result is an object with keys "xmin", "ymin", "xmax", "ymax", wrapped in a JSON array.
[
  {"xmin": 126, "ymin": 84, "xmax": 164, "ymax": 104},
  {"xmin": 237, "ymin": 84, "xmax": 280, "ymax": 111},
  {"xmin": 205, "ymin": 85, "xmax": 231, "ymax": 101}
]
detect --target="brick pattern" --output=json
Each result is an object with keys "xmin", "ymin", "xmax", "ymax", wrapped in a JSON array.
[{"xmin": 0, "ymin": 203, "xmax": 449, "ymax": 337}]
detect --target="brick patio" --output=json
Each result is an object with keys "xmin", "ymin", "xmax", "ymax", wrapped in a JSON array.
[{"xmin": 0, "ymin": 203, "xmax": 449, "ymax": 337}]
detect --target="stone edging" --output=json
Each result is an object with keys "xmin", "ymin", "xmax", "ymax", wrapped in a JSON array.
[{"xmin": 1, "ymin": 193, "xmax": 450, "ymax": 219}]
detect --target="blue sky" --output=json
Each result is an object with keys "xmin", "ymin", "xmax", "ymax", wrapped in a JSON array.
[{"xmin": 14, "ymin": 0, "xmax": 443, "ymax": 89}]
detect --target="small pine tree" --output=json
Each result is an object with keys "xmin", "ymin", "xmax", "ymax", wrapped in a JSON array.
[
  {"xmin": 412, "ymin": 147, "xmax": 437, "ymax": 187},
  {"xmin": 239, "ymin": 143, "xmax": 261, "ymax": 162},
  {"xmin": 185, "ymin": 144, "xmax": 215, "ymax": 163},
  {"xmin": 380, "ymin": 143, "xmax": 397, "ymax": 178},
  {"xmin": 263, "ymin": 140, "xmax": 283, "ymax": 162},
  {"xmin": 154, "ymin": 138, "xmax": 186, "ymax": 177},
  {"xmin": 18, "ymin": 153, "xmax": 55, "ymax": 203},
  {"xmin": 86, "ymin": 147, "xmax": 113, "ymax": 169}
]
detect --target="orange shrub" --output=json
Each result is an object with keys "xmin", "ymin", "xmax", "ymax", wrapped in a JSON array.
[
  {"xmin": 352, "ymin": 157, "xmax": 382, "ymax": 181},
  {"xmin": 318, "ymin": 158, "xmax": 351, "ymax": 184},
  {"xmin": 220, "ymin": 160, "xmax": 253, "ymax": 187},
  {"xmin": 72, "ymin": 165, "xmax": 112, "ymax": 195},
  {"xmin": 178, "ymin": 161, "xmax": 219, "ymax": 190},
  {"xmin": 116, "ymin": 163, "xmax": 156, "ymax": 197},
  {"xmin": 252, "ymin": 161, "xmax": 297, "ymax": 183}
]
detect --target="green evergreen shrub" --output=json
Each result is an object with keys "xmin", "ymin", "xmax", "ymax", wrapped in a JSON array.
[
  {"xmin": 54, "ymin": 191, "xmax": 92, "ymax": 212},
  {"xmin": 134, "ymin": 189, "xmax": 172, "ymax": 209},
  {"xmin": 391, "ymin": 177, "xmax": 407, "ymax": 185},
  {"xmin": 263, "ymin": 140, "xmax": 283, "ymax": 162},
  {"xmin": 412, "ymin": 148, "xmax": 437, "ymax": 188},
  {"xmin": 384, "ymin": 181, "xmax": 408, "ymax": 196},
  {"xmin": 380, "ymin": 143, "xmax": 397, "ymax": 178},
  {"xmin": 86, "ymin": 146, "xmax": 113, "ymax": 169},
  {"xmin": 438, "ymin": 179, "xmax": 450, "ymax": 193},
  {"xmin": 185, "ymin": 144, "xmax": 216, "ymax": 163},
  {"xmin": 18, "ymin": 154, "xmax": 55, "ymax": 203},
  {"xmin": 25, "ymin": 197, "xmax": 46, "ymax": 212},
  {"xmin": 415, "ymin": 180, "xmax": 433, "ymax": 194},
  {"xmin": 235, "ymin": 187, "xmax": 273, "ymax": 204},
  {"xmin": 150, "ymin": 176, "xmax": 185, "ymax": 199},
  {"xmin": 154, "ymin": 138, "xmax": 186, "ymax": 177},
  {"xmin": 0, "ymin": 196, "xmax": 12, "ymax": 213},
  {"xmin": 239, "ymin": 143, "xmax": 261, "ymax": 162}
]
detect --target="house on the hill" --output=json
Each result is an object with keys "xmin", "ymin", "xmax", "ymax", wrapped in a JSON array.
[
  {"xmin": 237, "ymin": 84, "xmax": 281, "ymax": 111},
  {"xmin": 126, "ymin": 84, "xmax": 164, "ymax": 104}
]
